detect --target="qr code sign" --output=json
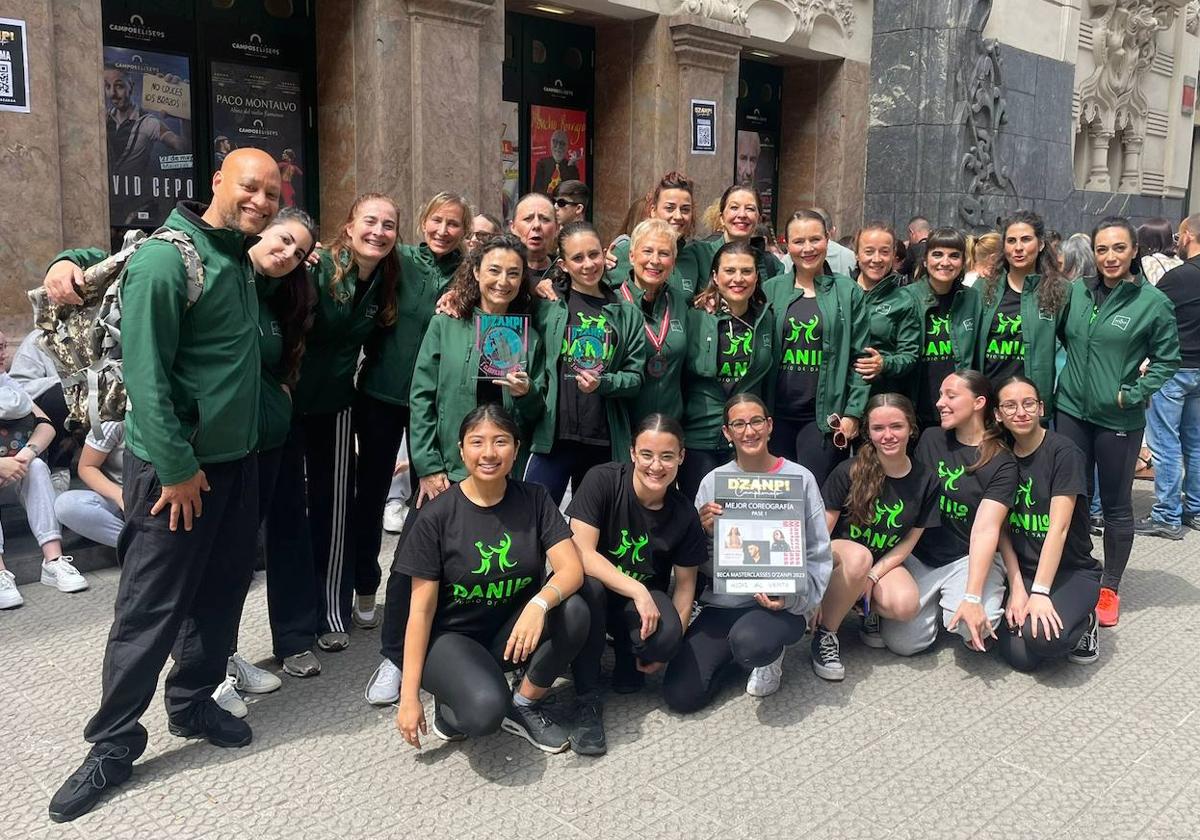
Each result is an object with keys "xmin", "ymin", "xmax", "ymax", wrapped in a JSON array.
[
  {"xmin": 697, "ymin": 123, "xmax": 712, "ymax": 148},
  {"xmin": 0, "ymin": 59, "xmax": 12, "ymax": 98}
]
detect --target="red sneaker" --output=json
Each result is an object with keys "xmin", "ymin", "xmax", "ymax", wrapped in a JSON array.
[{"xmin": 1096, "ymin": 587, "xmax": 1120, "ymax": 627}]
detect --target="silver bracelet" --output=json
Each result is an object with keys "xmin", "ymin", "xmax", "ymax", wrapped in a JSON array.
[
  {"xmin": 961, "ymin": 593, "xmax": 982, "ymax": 605},
  {"xmin": 544, "ymin": 581, "xmax": 564, "ymax": 605}
]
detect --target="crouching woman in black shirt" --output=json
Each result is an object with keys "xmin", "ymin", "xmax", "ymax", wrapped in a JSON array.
[
  {"xmin": 995, "ymin": 376, "xmax": 1102, "ymax": 670},
  {"xmin": 394, "ymin": 405, "xmax": 588, "ymax": 754},
  {"xmin": 566, "ymin": 413, "xmax": 705, "ymax": 755}
]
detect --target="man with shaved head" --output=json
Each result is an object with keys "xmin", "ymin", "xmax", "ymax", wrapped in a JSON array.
[{"xmin": 49, "ymin": 149, "xmax": 281, "ymax": 823}]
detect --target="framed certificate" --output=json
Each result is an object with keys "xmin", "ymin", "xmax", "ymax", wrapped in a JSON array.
[{"xmin": 712, "ymin": 471, "xmax": 807, "ymax": 595}]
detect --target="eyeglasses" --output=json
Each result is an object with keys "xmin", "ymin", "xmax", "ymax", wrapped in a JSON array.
[
  {"xmin": 998, "ymin": 399, "xmax": 1041, "ymax": 417},
  {"xmin": 468, "ymin": 231, "xmax": 497, "ymax": 244},
  {"xmin": 553, "ymin": 198, "xmax": 584, "ymax": 209},
  {"xmin": 725, "ymin": 416, "xmax": 769, "ymax": 433},
  {"xmin": 634, "ymin": 451, "xmax": 679, "ymax": 467}
]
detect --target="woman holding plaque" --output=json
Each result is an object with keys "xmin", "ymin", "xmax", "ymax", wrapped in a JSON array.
[
  {"xmin": 664, "ymin": 394, "xmax": 831, "ymax": 710},
  {"xmin": 353, "ymin": 192, "xmax": 472, "ymax": 630},
  {"xmin": 763, "ymin": 209, "xmax": 871, "ymax": 485},
  {"xmin": 394, "ymin": 404, "xmax": 589, "ymax": 754},
  {"xmin": 524, "ymin": 222, "xmax": 647, "ymax": 505},
  {"xmin": 881, "ymin": 370, "xmax": 1017, "ymax": 656},
  {"xmin": 994, "ymin": 376, "xmax": 1102, "ymax": 670},
  {"xmin": 365, "ymin": 234, "xmax": 546, "ymax": 706},
  {"xmin": 852, "ymin": 222, "xmax": 923, "ymax": 399},
  {"xmin": 676, "ymin": 242, "xmax": 776, "ymax": 502},
  {"xmin": 682, "ymin": 185, "xmax": 783, "ymax": 292},
  {"xmin": 813, "ymin": 394, "xmax": 939, "ymax": 679},
  {"xmin": 267, "ymin": 193, "xmax": 400, "ymax": 656},
  {"xmin": 565, "ymin": 413, "xmax": 704, "ymax": 755}
]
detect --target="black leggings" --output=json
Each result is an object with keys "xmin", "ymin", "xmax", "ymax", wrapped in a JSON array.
[
  {"xmin": 231, "ymin": 445, "xmax": 285, "ymax": 653},
  {"xmin": 523, "ymin": 440, "xmax": 610, "ymax": 506},
  {"xmin": 769, "ymin": 416, "xmax": 848, "ymax": 486},
  {"xmin": 676, "ymin": 447, "xmax": 731, "ymax": 504},
  {"xmin": 998, "ymin": 568, "xmax": 1102, "ymax": 672},
  {"xmin": 421, "ymin": 594, "xmax": 590, "ymax": 736},
  {"xmin": 573, "ymin": 576, "xmax": 683, "ymax": 695},
  {"xmin": 1056, "ymin": 411, "xmax": 1142, "ymax": 591},
  {"xmin": 352, "ymin": 392, "xmax": 410, "ymax": 599},
  {"xmin": 662, "ymin": 603, "xmax": 807, "ymax": 714},
  {"xmin": 34, "ymin": 384, "xmax": 75, "ymax": 470}
]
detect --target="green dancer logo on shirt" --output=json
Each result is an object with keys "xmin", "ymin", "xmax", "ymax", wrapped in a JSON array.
[
  {"xmin": 936, "ymin": 460, "xmax": 968, "ymax": 520},
  {"xmin": 987, "ymin": 313, "xmax": 1025, "ymax": 360},
  {"xmin": 472, "ymin": 533, "xmax": 516, "ymax": 576},
  {"xmin": 452, "ymin": 533, "xmax": 532, "ymax": 606},
  {"xmin": 725, "ymin": 329, "xmax": 753, "ymax": 356},
  {"xmin": 783, "ymin": 316, "xmax": 822, "ymax": 368},
  {"xmin": 720, "ymin": 328, "xmax": 754, "ymax": 380},
  {"xmin": 937, "ymin": 460, "xmax": 965, "ymax": 491},
  {"xmin": 848, "ymin": 498, "xmax": 906, "ymax": 551},
  {"xmin": 1008, "ymin": 477, "xmax": 1049, "ymax": 537},
  {"xmin": 785, "ymin": 315, "xmax": 820, "ymax": 344},
  {"xmin": 929, "ymin": 314, "xmax": 952, "ymax": 336},
  {"xmin": 610, "ymin": 529, "xmax": 652, "ymax": 582},
  {"xmin": 579, "ymin": 313, "xmax": 607, "ymax": 330},
  {"xmin": 874, "ymin": 498, "xmax": 905, "ymax": 528},
  {"xmin": 924, "ymin": 314, "xmax": 954, "ymax": 359}
]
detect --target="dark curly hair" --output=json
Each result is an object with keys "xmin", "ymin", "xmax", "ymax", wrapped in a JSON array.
[{"xmin": 442, "ymin": 233, "xmax": 533, "ymax": 320}]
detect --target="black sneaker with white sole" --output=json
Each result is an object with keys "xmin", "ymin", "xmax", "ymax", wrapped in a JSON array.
[
  {"xmin": 810, "ymin": 626, "xmax": 845, "ymax": 681},
  {"xmin": 48, "ymin": 745, "xmax": 134, "ymax": 823},
  {"xmin": 501, "ymin": 698, "xmax": 570, "ymax": 753},
  {"xmin": 859, "ymin": 610, "xmax": 884, "ymax": 648},
  {"xmin": 430, "ymin": 701, "xmax": 466, "ymax": 742},
  {"xmin": 1068, "ymin": 611, "xmax": 1099, "ymax": 665}
]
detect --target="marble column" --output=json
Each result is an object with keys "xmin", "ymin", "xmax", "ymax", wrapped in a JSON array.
[{"xmin": 1118, "ymin": 134, "xmax": 1143, "ymax": 193}]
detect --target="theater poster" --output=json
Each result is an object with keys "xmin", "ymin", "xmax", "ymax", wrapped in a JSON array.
[
  {"xmin": 102, "ymin": 46, "xmax": 195, "ymax": 228},
  {"xmin": 529, "ymin": 104, "xmax": 586, "ymax": 195},
  {"xmin": 210, "ymin": 61, "xmax": 306, "ymax": 208},
  {"xmin": 501, "ymin": 100, "xmax": 520, "ymax": 223}
]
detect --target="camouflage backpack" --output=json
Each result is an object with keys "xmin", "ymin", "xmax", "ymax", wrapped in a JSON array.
[{"xmin": 28, "ymin": 228, "xmax": 205, "ymax": 430}]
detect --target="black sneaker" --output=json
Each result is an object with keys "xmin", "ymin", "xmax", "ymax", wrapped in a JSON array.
[
  {"xmin": 1068, "ymin": 612, "xmax": 1100, "ymax": 665},
  {"xmin": 810, "ymin": 626, "xmax": 845, "ymax": 681},
  {"xmin": 48, "ymin": 745, "xmax": 134, "ymax": 823},
  {"xmin": 1089, "ymin": 515, "xmax": 1104, "ymax": 536},
  {"xmin": 501, "ymin": 698, "xmax": 570, "ymax": 753},
  {"xmin": 1134, "ymin": 516, "xmax": 1185, "ymax": 540},
  {"xmin": 859, "ymin": 611, "xmax": 884, "ymax": 648},
  {"xmin": 610, "ymin": 655, "xmax": 645, "ymax": 694},
  {"xmin": 1184, "ymin": 516, "xmax": 1200, "ymax": 532},
  {"xmin": 568, "ymin": 692, "xmax": 607, "ymax": 756},
  {"xmin": 430, "ymin": 700, "xmax": 466, "ymax": 742},
  {"xmin": 167, "ymin": 698, "xmax": 253, "ymax": 748}
]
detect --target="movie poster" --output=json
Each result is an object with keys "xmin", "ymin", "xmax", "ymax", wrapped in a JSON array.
[
  {"xmin": 529, "ymin": 104, "xmax": 586, "ymax": 195},
  {"xmin": 501, "ymin": 101, "xmax": 520, "ymax": 224},
  {"xmin": 103, "ymin": 46, "xmax": 194, "ymax": 228},
  {"xmin": 735, "ymin": 129, "xmax": 779, "ymax": 228},
  {"xmin": 210, "ymin": 61, "xmax": 306, "ymax": 208}
]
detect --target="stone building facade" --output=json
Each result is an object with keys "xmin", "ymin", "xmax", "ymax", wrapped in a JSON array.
[{"xmin": 1, "ymin": 0, "xmax": 1198, "ymax": 331}]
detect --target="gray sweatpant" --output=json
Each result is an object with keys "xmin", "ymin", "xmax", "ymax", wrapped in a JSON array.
[
  {"xmin": 878, "ymin": 553, "xmax": 1006, "ymax": 656},
  {"xmin": 55, "ymin": 489, "xmax": 123, "ymax": 549},
  {"xmin": 0, "ymin": 458, "xmax": 62, "ymax": 554}
]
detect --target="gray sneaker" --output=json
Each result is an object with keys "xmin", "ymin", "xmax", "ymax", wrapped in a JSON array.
[
  {"xmin": 810, "ymin": 626, "xmax": 845, "ymax": 681},
  {"xmin": 281, "ymin": 650, "xmax": 322, "ymax": 678},
  {"xmin": 501, "ymin": 698, "xmax": 569, "ymax": 753},
  {"xmin": 1134, "ymin": 516, "xmax": 1185, "ymax": 540},
  {"xmin": 317, "ymin": 632, "xmax": 350, "ymax": 651}
]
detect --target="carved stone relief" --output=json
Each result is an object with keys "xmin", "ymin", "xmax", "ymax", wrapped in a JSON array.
[
  {"xmin": 1187, "ymin": 0, "xmax": 1199, "ymax": 35},
  {"xmin": 675, "ymin": 0, "xmax": 855, "ymax": 39}
]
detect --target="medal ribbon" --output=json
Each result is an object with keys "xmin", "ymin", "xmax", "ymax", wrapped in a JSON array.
[{"xmin": 620, "ymin": 283, "xmax": 671, "ymax": 354}]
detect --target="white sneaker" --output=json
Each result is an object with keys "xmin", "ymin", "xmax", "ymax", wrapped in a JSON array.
[
  {"xmin": 50, "ymin": 469, "xmax": 71, "ymax": 495},
  {"xmin": 746, "ymin": 652, "xmax": 784, "ymax": 697},
  {"xmin": 383, "ymin": 500, "xmax": 408, "ymax": 534},
  {"xmin": 352, "ymin": 594, "xmax": 380, "ymax": 630},
  {"xmin": 41, "ymin": 556, "xmax": 88, "ymax": 593},
  {"xmin": 364, "ymin": 658, "xmax": 402, "ymax": 705},
  {"xmin": 228, "ymin": 653, "xmax": 282, "ymax": 694},
  {"xmin": 212, "ymin": 675, "xmax": 248, "ymax": 718},
  {"xmin": 0, "ymin": 569, "xmax": 23, "ymax": 609}
]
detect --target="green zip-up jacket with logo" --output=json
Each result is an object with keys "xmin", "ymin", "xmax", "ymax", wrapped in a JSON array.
[
  {"xmin": 408, "ymin": 312, "xmax": 547, "ymax": 481},
  {"xmin": 1057, "ymin": 275, "xmax": 1180, "ymax": 431},
  {"xmin": 530, "ymin": 280, "xmax": 647, "ymax": 458},
  {"xmin": 973, "ymin": 271, "xmax": 1064, "ymax": 415},
  {"xmin": 608, "ymin": 236, "xmax": 694, "ymax": 297},
  {"xmin": 359, "ymin": 242, "xmax": 461, "ymax": 406},
  {"xmin": 762, "ymin": 272, "xmax": 871, "ymax": 431},
  {"xmin": 682, "ymin": 302, "xmax": 775, "ymax": 450},
  {"xmin": 293, "ymin": 249, "xmax": 385, "ymax": 415},
  {"xmin": 681, "ymin": 236, "xmax": 784, "ymax": 296},
  {"xmin": 617, "ymin": 276, "xmax": 690, "ymax": 427},
  {"xmin": 119, "ymin": 204, "xmax": 262, "ymax": 485},
  {"xmin": 860, "ymin": 273, "xmax": 922, "ymax": 397},
  {"xmin": 906, "ymin": 277, "xmax": 983, "ymax": 371}
]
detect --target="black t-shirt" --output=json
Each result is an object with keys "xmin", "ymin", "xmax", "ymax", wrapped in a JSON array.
[
  {"xmin": 919, "ymin": 291, "xmax": 957, "ymax": 425},
  {"xmin": 557, "ymin": 290, "xmax": 616, "ymax": 446},
  {"xmin": 1156, "ymin": 257, "xmax": 1200, "ymax": 367},
  {"xmin": 1090, "ymin": 275, "xmax": 1114, "ymax": 312},
  {"xmin": 821, "ymin": 458, "xmax": 941, "ymax": 562},
  {"xmin": 566, "ymin": 462, "xmax": 706, "ymax": 592},
  {"xmin": 717, "ymin": 316, "xmax": 756, "ymax": 394},
  {"xmin": 394, "ymin": 481, "xmax": 572, "ymax": 639},
  {"xmin": 1008, "ymin": 431, "xmax": 1099, "ymax": 579},
  {"xmin": 913, "ymin": 429, "xmax": 1018, "ymax": 567},
  {"xmin": 982, "ymin": 283, "xmax": 1025, "ymax": 384},
  {"xmin": 775, "ymin": 295, "xmax": 823, "ymax": 422}
]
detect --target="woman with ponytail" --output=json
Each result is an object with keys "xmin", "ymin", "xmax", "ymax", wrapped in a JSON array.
[
  {"xmin": 882, "ymin": 370, "xmax": 1016, "ymax": 657},
  {"xmin": 813, "ymin": 394, "xmax": 939, "ymax": 679}
]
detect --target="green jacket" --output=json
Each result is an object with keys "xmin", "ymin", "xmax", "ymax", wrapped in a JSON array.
[
  {"xmin": 762, "ymin": 272, "xmax": 871, "ymax": 431},
  {"xmin": 120, "ymin": 204, "xmax": 261, "ymax": 485},
  {"xmin": 293, "ymin": 249, "xmax": 386, "ymax": 415},
  {"xmin": 906, "ymin": 277, "xmax": 982, "ymax": 371},
  {"xmin": 973, "ymin": 272, "xmax": 1063, "ymax": 415},
  {"xmin": 530, "ymin": 282, "xmax": 647, "ymax": 458},
  {"xmin": 359, "ymin": 243, "xmax": 461, "ymax": 406},
  {"xmin": 1057, "ymin": 275, "xmax": 1180, "ymax": 431},
  {"xmin": 616, "ymin": 277, "xmax": 689, "ymax": 428},
  {"xmin": 861, "ymin": 273, "xmax": 922, "ymax": 397},
  {"xmin": 408, "ymin": 311, "xmax": 546, "ymax": 481},
  {"xmin": 681, "ymin": 237, "xmax": 784, "ymax": 295},
  {"xmin": 609, "ymin": 235, "xmax": 694, "ymax": 298},
  {"xmin": 256, "ymin": 278, "xmax": 293, "ymax": 453},
  {"xmin": 682, "ymin": 302, "xmax": 775, "ymax": 450}
]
